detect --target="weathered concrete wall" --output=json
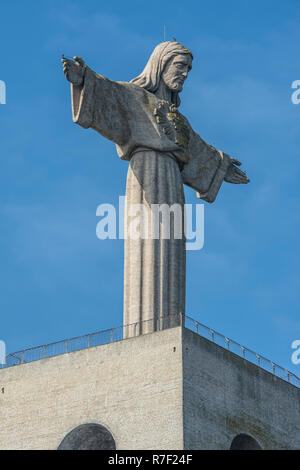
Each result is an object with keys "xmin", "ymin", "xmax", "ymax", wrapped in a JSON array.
[
  {"xmin": 0, "ymin": 325, "xmax": 298, "ymax": 450},
  {"xmin": 182, "ymin": 328, "xmax": 300, "ymax": 450},
  {"xmin": 0, "ymin": 327, "xmax": 183, "ymax": 450}
]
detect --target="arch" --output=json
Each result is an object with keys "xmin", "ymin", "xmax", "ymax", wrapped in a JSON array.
[
  {"xmin": 57, "ymin": 423, "xmax": 116, "ymax": 450},
  {"xmin": 230, "ymin": 433, "xmax": 262, "ymax": 450}
]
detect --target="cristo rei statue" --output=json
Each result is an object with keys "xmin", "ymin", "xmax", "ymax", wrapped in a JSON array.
[{"xmin": 62, "ymin": 41, "xmax": 249, "ymax": 336}]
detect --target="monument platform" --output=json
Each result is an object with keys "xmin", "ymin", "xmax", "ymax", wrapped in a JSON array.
[{"xmin": 0, "ymin": 321, "xmax": 299, "ymax": 450}]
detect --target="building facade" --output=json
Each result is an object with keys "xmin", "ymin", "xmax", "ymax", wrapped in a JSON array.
[{"xmin": 0, "ymin": 326, "xmax": 299, "ymax": 450}]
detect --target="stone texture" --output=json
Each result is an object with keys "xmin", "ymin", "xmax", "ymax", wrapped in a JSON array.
[
  {"xmin": 123, "ymin": 150, "xmax": 185, "ymax": 337},
  {"xmin": 0, "ymin": 326, "xmax": 298, "ymax": 450},
  {"xmin": 0, "ymin": 328, "xmax": 183, "ymax": 450},
  {"xmin": 182, "ymin": 328, "xmax": 300, "ymax": 450},
  {"xmin": 62, "ymin": 41, "xmax": 249, "ymax": 335}
]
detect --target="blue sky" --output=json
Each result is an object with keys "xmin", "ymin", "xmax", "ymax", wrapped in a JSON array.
[{"xmin": 0, "ymin": 0, "xmax": 300, "ymax": 376}]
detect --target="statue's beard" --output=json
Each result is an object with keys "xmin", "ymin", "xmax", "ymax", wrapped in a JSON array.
[{"xmin": 167, "ymin": 77, "xmax": 185, "ymax": 92}]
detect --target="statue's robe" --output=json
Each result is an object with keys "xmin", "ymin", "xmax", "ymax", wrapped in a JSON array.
[{"xmin": 71, "ymin": 66, "xmax": 232, "ymax": 336}]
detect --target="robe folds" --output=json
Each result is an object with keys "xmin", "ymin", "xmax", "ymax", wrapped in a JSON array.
[{"xmin": 71, "ymin": 66, "xmax": 231, "ymax": 336}]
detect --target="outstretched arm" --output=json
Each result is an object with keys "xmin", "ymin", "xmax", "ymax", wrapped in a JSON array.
[
  {"xmin": 182, "ymin": 128, "xmax": 250, "ymax": 202},
  {"xmin": 224, "ymin": 158, "xmax": 250, "ymax": 184},
  {"xmin": 61, "ymin": 55, "xmax": 131, "ymax": 145},
  {"xmin": 62, "ymin": 56, "xmax": 86, "ymax": 85}
]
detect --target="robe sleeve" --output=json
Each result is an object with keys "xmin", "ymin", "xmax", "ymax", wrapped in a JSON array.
[
  {"xmin": 71, "ymin": 66, "xmax": 131, "ymax": 146},
  {"xmin": 181, "ymin": 129, "xmax": 231, "ymax": 203}
]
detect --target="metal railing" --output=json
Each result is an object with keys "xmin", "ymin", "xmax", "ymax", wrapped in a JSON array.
[
  {"xmin": 3, "ymin": 325, "xmax": 123, "ymax": 368},
  {"xmin": 185, "ymin": 315, "xmax": 300, "ymax": 388},
  {"xmin": 1, "ymin": 315, "xmax": 182, "ymax": 368},
  {"xmin": 1, "ymin": 314, "xmax": 299, "ymax": 388}
]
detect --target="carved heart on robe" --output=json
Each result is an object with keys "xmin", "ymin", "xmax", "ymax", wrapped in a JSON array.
[{"xmin": 154, "ymin": 100, "xmax": 190, "ymax": 163}]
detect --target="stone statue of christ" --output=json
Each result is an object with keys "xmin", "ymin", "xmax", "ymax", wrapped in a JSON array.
[{"xmin": 62, "ymin": 41, "xmax": 249, "ymax": 336}]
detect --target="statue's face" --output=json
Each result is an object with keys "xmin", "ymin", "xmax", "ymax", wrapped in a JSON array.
[{"xmin": 161, "ymin": 54, "xmax": 192, "ymax": 92}]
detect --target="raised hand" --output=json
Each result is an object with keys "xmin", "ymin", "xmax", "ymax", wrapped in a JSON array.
[
  {"xmin": 224, "ymin": 158, "xmax": 250, "ymax": 184},
  {"xmin": 62, "ymin": 56, "xmax": 85, "ymax": 86}
]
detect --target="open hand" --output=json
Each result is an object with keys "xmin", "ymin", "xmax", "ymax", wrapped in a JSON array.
[
  {"xmin": 62, "ymin": 56, "xmax": 85, "ymax": 86},
  {"xmin": 224, "ymin": 158, "xmax": 250, "ymax": 184}
]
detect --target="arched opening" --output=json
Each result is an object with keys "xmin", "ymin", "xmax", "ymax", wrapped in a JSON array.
[
  {"xmin": 230, "ymin": 433, "xmax": 262, "ymax": 450},
  {"xmin": 58, "ymin": 423, "xmax": 116, "ymax": 450}
]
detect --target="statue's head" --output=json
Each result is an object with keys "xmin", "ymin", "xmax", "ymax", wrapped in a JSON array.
[{"xmin": 131, "ymin": 41, "xmax": 193, "ymax": 106}]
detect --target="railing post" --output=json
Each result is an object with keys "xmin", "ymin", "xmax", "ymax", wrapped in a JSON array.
[
  {"xmin": 3, "ymin": 314, "xmax": 300, "ymax": 390},
  {"xmin": 256, "ymin": 354, "xmax": 261, "ymax": 368}
]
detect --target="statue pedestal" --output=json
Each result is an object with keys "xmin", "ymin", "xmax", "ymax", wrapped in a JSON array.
[{"xmin": 0, "ymin": 326, "xmax": 299, "ymax": 449}]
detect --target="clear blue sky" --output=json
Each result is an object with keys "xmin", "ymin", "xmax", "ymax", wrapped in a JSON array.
[{"xmin": 0, "ymin": 0, "xmax": 300, "ymax": 376}]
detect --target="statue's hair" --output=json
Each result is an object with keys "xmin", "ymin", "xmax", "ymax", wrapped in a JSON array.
[{"xmin": 130, "ymin": 41, "xmax": 193, "ymax": 107}]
